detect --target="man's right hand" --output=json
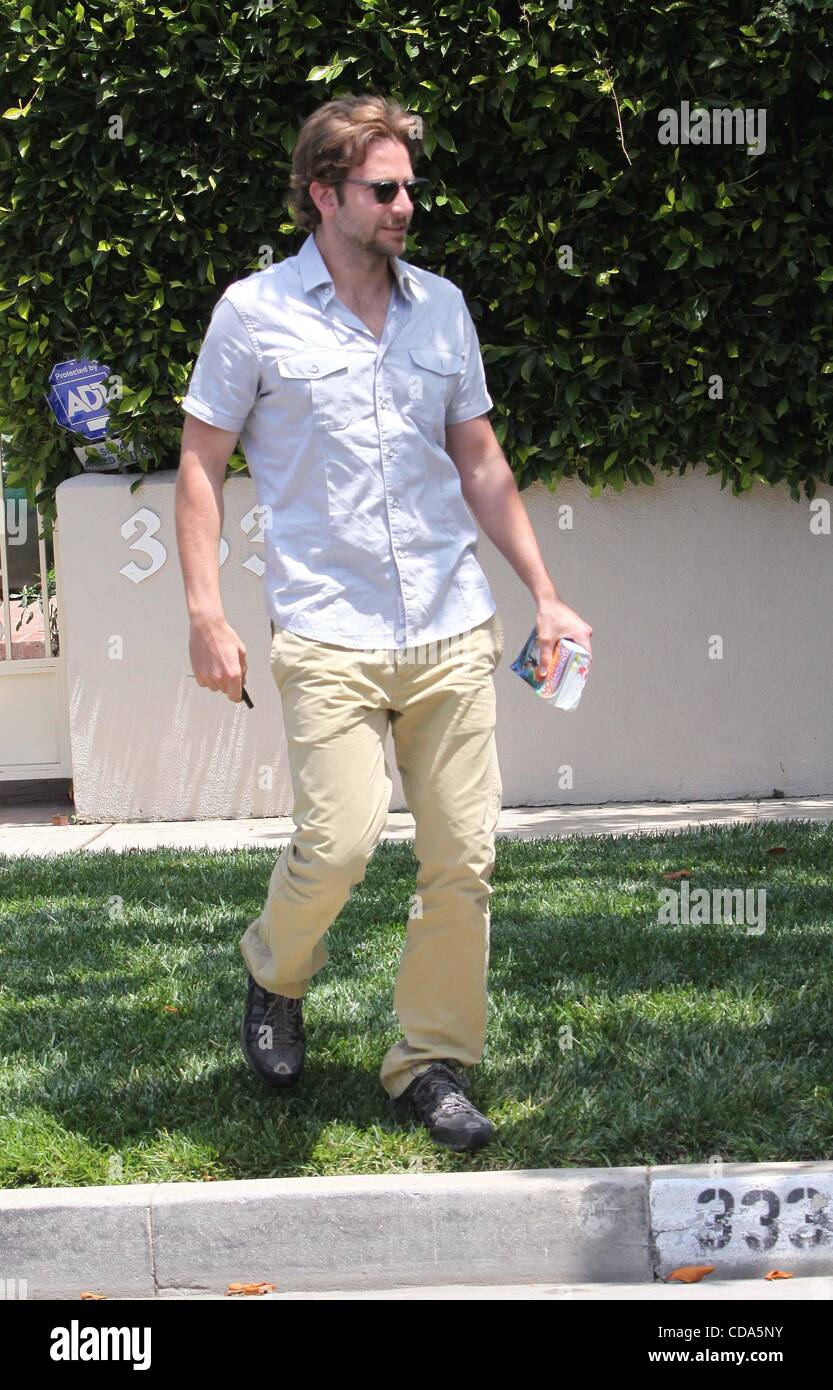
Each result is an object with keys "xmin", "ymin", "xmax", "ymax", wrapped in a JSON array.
[{"xmin": 189, "ymin": 616, "xmax": 248, "ymax": 703}]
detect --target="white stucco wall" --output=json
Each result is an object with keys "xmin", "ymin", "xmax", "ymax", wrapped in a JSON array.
[{"xmin": 55, "ymin": 468, "xmax": 833, "ymax": 823}]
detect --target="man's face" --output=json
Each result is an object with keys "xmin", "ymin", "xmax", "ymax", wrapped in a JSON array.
[{"xmin": 313, "ymin": 136, "xmax": 417, "ymax": 260}]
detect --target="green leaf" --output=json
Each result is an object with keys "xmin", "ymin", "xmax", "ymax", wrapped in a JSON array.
[{"xmin": 435, "ymin": 125, "xmax": 458, "ymax": 153}]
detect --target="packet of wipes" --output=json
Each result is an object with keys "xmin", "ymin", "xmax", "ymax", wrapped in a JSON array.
[{"xmin": 510, "ymin": 628, "xmax": 592, "ymax": 710}]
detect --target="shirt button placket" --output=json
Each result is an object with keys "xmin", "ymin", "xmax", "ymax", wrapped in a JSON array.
[{"xmin": 377, "ymin": 366, "xmax": 406, "ymax": 644}]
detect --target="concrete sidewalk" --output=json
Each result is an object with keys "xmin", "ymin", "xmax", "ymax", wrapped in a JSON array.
[
  {"xmin": 2, "ymin": 1164, "xmax": 832, "ymax": 1300},
  {"xmin": 2, "ymin": 794, "xmax": 832, "ymax": 856}
]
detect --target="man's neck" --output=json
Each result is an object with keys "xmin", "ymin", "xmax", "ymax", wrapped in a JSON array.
[{"xmin": 313, "ymin": 229, "xmax": 394, "ymax": 305}]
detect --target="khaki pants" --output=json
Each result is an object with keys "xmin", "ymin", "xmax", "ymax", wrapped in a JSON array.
[{"xmin": 239, "ymin": 610, "xmax": 505, "ymax": 1100}]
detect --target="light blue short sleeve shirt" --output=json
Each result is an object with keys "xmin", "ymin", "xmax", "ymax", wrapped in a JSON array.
[{"xmin": 181, "ymin": 231, "xmax": 497, "ymax": 649}]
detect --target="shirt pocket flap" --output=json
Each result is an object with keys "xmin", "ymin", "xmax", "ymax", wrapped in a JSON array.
[
  {"xmin": 277, "ymin": 351, "xmax": 351, "ymax": 380},
  {"xmin": 407, "ymin": 348, "xmax": 464, "ymax": 376}
]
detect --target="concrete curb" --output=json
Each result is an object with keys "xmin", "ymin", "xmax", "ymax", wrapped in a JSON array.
[
  {"xmin": 2, "ymin": 1162, "xmax": 831, "ymax": 1299},
  {"xmin": 147, "ymin": 1276, "xmax": 833, "ymax": 1300}
]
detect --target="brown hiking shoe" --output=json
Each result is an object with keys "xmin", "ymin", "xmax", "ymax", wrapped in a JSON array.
[
  {"xmin": 391, "ymin": 1059, "xmax": 496, "ymax": 1151},
  {"xmin": 240, "ymin": 970, "xmax": 305, "ymax": 1088}
]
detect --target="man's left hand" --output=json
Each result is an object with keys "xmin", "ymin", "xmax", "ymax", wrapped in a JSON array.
[{"xmin": 533, "ymin": 595, "xmax": 593, "ymax": 678}]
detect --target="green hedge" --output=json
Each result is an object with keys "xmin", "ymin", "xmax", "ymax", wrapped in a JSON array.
[{"xmin": 1, "ymin": 0, "xmax": 831, "ymax": 531}]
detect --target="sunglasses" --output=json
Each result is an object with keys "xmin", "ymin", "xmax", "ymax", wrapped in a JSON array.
[{"xmin": 334, "ymin": 177, "xmax": 429, "ymax": 204}]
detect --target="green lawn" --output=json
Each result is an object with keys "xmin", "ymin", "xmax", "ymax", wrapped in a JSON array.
[{"xmin": 1, "ymin": 819, "xmax": 831, "ymax": 1186}]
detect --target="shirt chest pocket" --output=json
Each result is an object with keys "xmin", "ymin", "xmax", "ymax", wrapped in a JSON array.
[
  {"xmin": 276, "ymin": 351, "xmax": 354, "ymax": 432},
  {"xmin": 404, "ymin": 348, "xmax": 464, "ymax": 430}
]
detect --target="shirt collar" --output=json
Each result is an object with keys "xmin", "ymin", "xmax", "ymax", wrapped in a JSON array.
[{"xmin": 298, "ymin": 230, "xmax": 418, "ymax": 304}]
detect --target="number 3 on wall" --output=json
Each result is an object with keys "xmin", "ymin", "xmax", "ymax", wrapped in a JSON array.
[
  {"xmin": 119, "ymin": 506, "xmax": 263, "ymax": 584},
  {"xmin": 119, "ymin": 508, "xmax": 169, "ymax": 584}
]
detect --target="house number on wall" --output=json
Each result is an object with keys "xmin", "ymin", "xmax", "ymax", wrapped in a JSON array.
[{"xmin": 118, "ymin": 505, "xmax": 270, "ymax": 584}]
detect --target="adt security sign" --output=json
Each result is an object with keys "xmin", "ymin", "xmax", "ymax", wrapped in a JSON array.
[{"xmin": 46, "ymin": 358, "xmax": 115, "ymax": 441}]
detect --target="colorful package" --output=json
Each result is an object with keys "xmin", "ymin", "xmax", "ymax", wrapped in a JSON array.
[{"xmin": 510, "ymin": 628, "xmax": 592, "ymax": 710}]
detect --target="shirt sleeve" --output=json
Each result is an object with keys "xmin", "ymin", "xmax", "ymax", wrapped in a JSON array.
[
  {"xmin": 445, "ymin": 294, "xmax": 494, "ymax": 425},
  {"xmin": 181, "ymin": 295, "xmax": 261, "ymax": 433}
]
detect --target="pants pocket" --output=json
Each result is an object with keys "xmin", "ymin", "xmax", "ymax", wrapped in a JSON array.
[{"xmin": 492, "ymin": 611, "xmax": 504, "ymax": 664}]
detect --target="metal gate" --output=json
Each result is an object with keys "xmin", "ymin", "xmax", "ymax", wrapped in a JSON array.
[{"xmin": 0, "ymin": 436, "xmax": 72, "ymax": 781}]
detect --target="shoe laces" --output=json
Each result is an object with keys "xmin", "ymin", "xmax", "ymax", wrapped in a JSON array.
[
  {"xmin": 412, "ymin": 1061, "xmax": 472, "ymax": 1116},
  {"xmin": 255, "ymin": 983, "xmax": 303, "ymax": 1043}
]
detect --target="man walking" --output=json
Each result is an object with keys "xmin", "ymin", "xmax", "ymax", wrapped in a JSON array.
[{"xmin": 175, "ymin": 93, "xmax": 592, "ymax": 1152}]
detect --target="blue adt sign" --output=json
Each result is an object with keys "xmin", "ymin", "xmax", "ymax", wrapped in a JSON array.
[{"xmin": 46, "ymin": 358, "xmax": 113, "ymax": 441}]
